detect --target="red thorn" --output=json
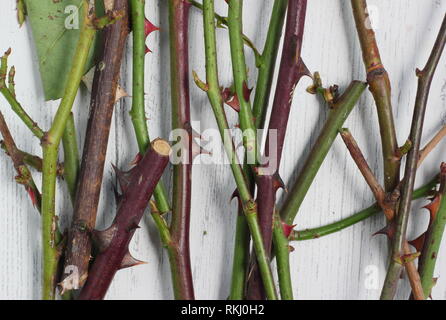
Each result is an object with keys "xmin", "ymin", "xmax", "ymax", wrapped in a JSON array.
[
  {"xmin": 409, "ymin": 233, "xmax": 426, "ymax": 252},
  {"xmin": 423, "ymin": 194, "xmax": 442, "ymax": 223},
  {"xmin": 273, "ymin": 173, "xmax": 286, "ymax": 192},
  {"xmin": 25, "ymin": 186, "xmax": 37, "ymax": 208},
  {"xmin": 112, "ymin": 164, "xmax": 133, "ymax": 194},
  {"xmin": 192, "ymin": 140, "xmax": 212, "ymax": 160},
  {"xmin": 281, "ymin": 221, "xmax": 296, "ymax": 238},
  {"xmin": 119, "ymin": 251, "xmax": 147, "ymax": 270},
  {"xmin": 144, "ymin": 18, "xmax": 159, "ymax": 38},
  {"xmin": 373, "ymin": 223, "xmax": 396, "ymax": 239},
  {"xmin": 222, "ymin": 87, "xmax": 240, "ymax": 112},
  {"xmin": 127, "ymin": 222, "xmax": 140, "ymax": 232},
  {"xmin": 242, "ymin": 81, "xmax": 253, "ymax": 102},
  {"xmin": 130, "ymin": 153, "xmax": 142, "ymax": 166},
  {"xmin": 145, "ymin": 46, "xmax": 152, "ymax": 54},
  {"xmin": 297, "ymin": 57, "xmax": 312, "ymax": 79},
  {"xmin": 230, "ymin": 189, "xmax": 242, "ymax": 207}
]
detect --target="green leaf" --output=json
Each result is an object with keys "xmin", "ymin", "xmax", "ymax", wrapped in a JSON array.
[{"xmin": 24, "ymin": 0, "xmax": 100, "ymax": 101}]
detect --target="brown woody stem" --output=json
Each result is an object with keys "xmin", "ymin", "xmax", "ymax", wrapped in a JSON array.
[
  {"xmin": 61, "ymin": 0, "xmax": 129, "ymax": 293},
  {"xmin": 381, "ymin": 14, "xmax": 446, "ymax": 300},
  {"xmin": 351, "ymin": 0, "xmax": 399, "ymax": 192}
]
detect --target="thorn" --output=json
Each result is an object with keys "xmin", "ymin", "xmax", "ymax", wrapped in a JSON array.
[
  {"xmin": 373, "ymin": 222, "xmax": 396, "ymax": 239},
  {"xmin": 192, "ymin": 71, "xmax": 209, "ymax": 92},
  {"xmin": 296, "ymin": 58, "xmax": 312, "ymax": 79},
  {"xmin": 119, "ymin": 251, "xmax": 147, "ymax": 270},
  {"xmin": 409, "ymin": 233, "xmax": 426, "ymax": 252},
  {"xmin": 416, "ymin": 68, "xmax": 423, "ymax": 77},
  {"xmin": 112, "ymin": 183, "xmax": 123, "ymax": 206},
  {"xmin": 81, "ymin": 66, "xmax": 96, "ymax": 92},
  {"xmin": 222, "ymin": 87, "xmax": 240, "ymax": 112},
  {"xmin": 230, "ymin": 189, "xmax": 242, "ymax": 208},
  {"xmin": 144, "ymin": 18, "xmax": 159, "ymax": 38},
  {"xmin": 112, "ymin": 164, "xmax": 133, "ymax": 194},
  {"xmin": 288, "ymin": 245, "xmax": 295, "ymax": 252},
  {"xmin": 273, "ymin": 173, "xmax": 287, "ymax": 193},
  {"xmin": 423, "ymin": 193, "xmax": 442, "ymax": 223},
  {"xmin": 281, "ymin": 221, "xmax": 297, "ymax": 238},
  {"xmin": 127, "ymin": 221, "xmax": 140, "ymax": 232},
  {"xmin": 145, "ymin": 46, "xmax": 152, "ymax": 54},
  {"xmin": 192, "ymin": 139, "xmax": 211, "ymax": 160},
  {"xmin": 92, "ymin": 223, "xmax": 118, "ymax": 253},
  {"xmin": 433, "ymin": 277, "xmax": 438, "ymax": 288},
  {"xmin": 25, "ymin": 186, "xmax": 37, "ymax": 208},
  {"xmin": 4, "ymin": 48, "xmax": 11, "ymax": 57},
  {"xmin": 115, "ymin": 85, "xmax": 129, "ymax": 103},
  {"xmin": 130, "ymin": 153, "xmax": 142, "ymax": 166},
  {"xmin": 242, "ymin": 81, "xmax": 253, "ymax": 102}
]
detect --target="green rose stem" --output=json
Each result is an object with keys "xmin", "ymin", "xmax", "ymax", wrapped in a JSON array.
[
  {"xmin": 274, "ymin": 81, "xmax": 367, "ymax": 299},
  {"xmin": 290, "ymin": 175, "xmax": 438, "ymax": 241},
  {"xmin": 251, "ymin": 0, "xmax": 288, "ymax": 130},
  {"xmin": 418, "ymin": 163, "xmax": 446, "ymax": 298},
  {"xmin": 227, "ymin": 0, "xmax": 258, "ymax": 164},
  {"xmin": 229, "ymin": 0, "xmax": 289, "ymax": 300},
  {"xmin": 61, "ymin": 113, "xmax": 79, "ymax": 202},
  {"xmin": 39, "ymin": 1, "xmax": 96, "ymax": 299},
  {"xmin": 129, "ymin": 0, "xmax": 170, "ymax": 214},
  {"xmin": 351, "ymin": 0, "xmax": 399, "ymax": 192},
  {"xmin": 381, "ymin": 14, "xmax": 446, "ymax": 300},
  {"xmin": 195, "ymin": 0, "xmax": 277, "ymax": 300},
  {"xmin": 130, "ymin": 0, "xmax": 197, "ymax": 300},
  {"xmin": 60, "ymin": 1, "xmax": 128, "ymax": 295},
  {"xmin": 168, "ymin": 0, "xmax": 195, "ymax": 299},
  {"xmin": 189, "ymin": 0, "xmax": 261, "ymax": 63}
]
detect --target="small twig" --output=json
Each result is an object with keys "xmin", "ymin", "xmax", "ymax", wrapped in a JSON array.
[
  {"xmin": 418, "ymin": 125, "xmax": 446, "ymax": 167},
  {"xmin": 0, "ymin": 111, "xmax": 41, "ymax": 211},
  {"xmin": 0, "ymin": 141, "xmax": 63, "ymax": 176},
  {"xmin": 340, "ymin": 128, "xmax": 425, "ymax": 299},
  {"xmin": 0, "ymin": 49, "xmax": 44, "ymax": 140},
  {"xmin": 290, "ymin": 175, "xmax": 438, "ymax": 241},
  {"xmin": 381, "ymin": 14, "xmax": 446, "ymax": 300},
  {"xmin": 340, "ymin": 128, "xmax": 387, "ymax": 213}
]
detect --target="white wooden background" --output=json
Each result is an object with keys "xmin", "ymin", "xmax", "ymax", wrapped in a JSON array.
[{"xmin": 1, "ymin": 0, "xmax": 446, "ymax": 300}]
